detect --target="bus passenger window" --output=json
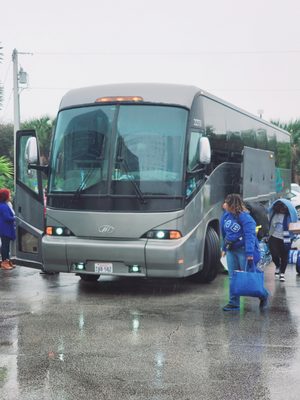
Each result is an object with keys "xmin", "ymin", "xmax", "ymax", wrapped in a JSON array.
[{"xmin": 188, "ymin": 131, "xmax": 202, "ymax": 171}]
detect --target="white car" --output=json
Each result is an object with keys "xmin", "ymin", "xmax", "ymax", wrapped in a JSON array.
[
  {"xmin": 291, "ymin": 183, "xmax": 300, "ymax": 193},
  {"xmin": 289, "ymin": 189, "xmax": 300, "ymax": 219}
]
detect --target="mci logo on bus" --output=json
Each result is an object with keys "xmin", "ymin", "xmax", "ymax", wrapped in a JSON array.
[{"xmin": 98, "ymin": 225, "xmax": 115, "ymax": 234}]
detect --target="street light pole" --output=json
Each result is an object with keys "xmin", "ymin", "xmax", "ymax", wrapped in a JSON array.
[
  {"xmin": 12, "ymin": 48, "xmax": 32, "ymax": 133},
  {"xmin": 11, "ymin": 48, "xmax": 31, "ymax": 260},
  {"xmin": 12, "ymin": 48, "xmax": 20, "ymax": 132},
  {"xmin": 11, "ymin": 48, "xmax": 20, "ymax": 263}
]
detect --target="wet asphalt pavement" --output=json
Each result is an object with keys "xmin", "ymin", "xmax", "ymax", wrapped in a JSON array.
[{"xmin": 1, "ymin": 263, "xmax": 300, "ymax": 400}]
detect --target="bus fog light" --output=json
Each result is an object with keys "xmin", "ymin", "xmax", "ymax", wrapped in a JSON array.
[
  {"xmin": 72, "ymin": 262, "xmax": 86, "ymax": 271},
  {"xmin": 128, "ymin": 265, "xmax": 141, "ymax": 273}
]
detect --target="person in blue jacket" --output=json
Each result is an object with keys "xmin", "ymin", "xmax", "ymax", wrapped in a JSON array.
[
  {"xmin": 268, "ymin": 198, "xmax": 297, "ymax": 282},
  {"xmin": 221, "ymin": 193, "xmax": 269, "ymax": 311},
  {"xmin": 0, "ymin": 188, "xmax": 16, "ymax": 270}
]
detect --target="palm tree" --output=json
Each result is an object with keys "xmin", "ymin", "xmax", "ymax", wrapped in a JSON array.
[
  {"xmin": 21, "ymin": 116, "xmax": 54, "ymax": 164},
  {"xmin": 0, "ymin": 155, "xmax": 13, "ymax": 191},
  {"xmin": 0, "ymin": 43, "xmax": 3, "ymax": 110},
  {"xmin": 272, "ymin": 119, "xmax": 300, "ymax": 183}
]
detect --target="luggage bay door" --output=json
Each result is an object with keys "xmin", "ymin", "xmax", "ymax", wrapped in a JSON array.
[
  {"xmin": 15, "ymin": 130, "xmax": 45, "ymax": 269},
  {"xmin": 242, "ymin": 146, "xmax": 276, "ymax": 201}
]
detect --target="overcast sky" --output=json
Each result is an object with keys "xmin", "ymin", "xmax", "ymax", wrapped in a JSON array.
[{"xmin": 1, "ymin": 0, "xmax": 300, "ymax": 124}]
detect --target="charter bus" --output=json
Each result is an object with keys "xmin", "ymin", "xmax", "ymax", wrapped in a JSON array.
[{"xmin": 15, "ymin": 83, "xmax": 291, "ymax": 282}]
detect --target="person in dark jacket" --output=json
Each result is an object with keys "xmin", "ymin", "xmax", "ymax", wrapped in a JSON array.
[
  {"xmin": 221, "ymin": 193, "xmax": 269, "ymax": 311},
  {"xmin": 268, "ymin": 199, "xmax": 297, "ymax": 282},
  {"xmin": 0, "ymin": 188, "xmax": 16, "ymax": 270}
]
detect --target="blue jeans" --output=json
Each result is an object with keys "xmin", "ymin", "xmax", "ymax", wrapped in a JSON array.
[
  {"xmin": 226, "ymin": 247, "xmax": 247, "ymax": 307},
  {"xmin": 226, "ymin": 247, "xmax": 268, "ymax": 307},
  {"xmin": 1, "ymin": 236, "xmax": 11, "ymax": 261}
]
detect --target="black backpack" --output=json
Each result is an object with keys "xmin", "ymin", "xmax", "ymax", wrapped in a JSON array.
[{"xmin": 244, "ymin": 201, "xmax": 269, "ymax": 240}]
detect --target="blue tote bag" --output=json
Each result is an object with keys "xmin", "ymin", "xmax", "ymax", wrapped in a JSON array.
[{"xmin": 231, "ymin": 261, "xmax": 265, "ymax": 298}]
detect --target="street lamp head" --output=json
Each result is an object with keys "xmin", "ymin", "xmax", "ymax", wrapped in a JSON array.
[{"xmin": 257, "ymin": 109, "xmax": 264, "ymax": 118}]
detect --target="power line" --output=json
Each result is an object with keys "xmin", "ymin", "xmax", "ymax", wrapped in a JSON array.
[
  {"xmin": 26, "ymin": 86, "xmax": 71, "ymax": 90},
  {"xmin": 20, "ymin": 86, "xmax": 300, "ymax": 92},
  {"xmin": 33, "ymin": 50, "xmax": 300, "ymax": 56},
  {"xmin": 214, "ymin": 88, "xmax": 300, "ymax": 92}
]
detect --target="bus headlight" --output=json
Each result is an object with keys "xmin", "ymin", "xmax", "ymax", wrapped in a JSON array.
[
  {"xmin": 55, "ymin": 227, "xmax": 64, "ymax": 236},
  {"xmin": 141, "ymin": 230, "xmax": 182, "ymax": 239}
]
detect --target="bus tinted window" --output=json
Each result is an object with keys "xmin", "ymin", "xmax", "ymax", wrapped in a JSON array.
[
  {"xmin": 202, "ymin": 96, "xmax": 290, "ymax": 168},
  {"xmin": 112, "ymin": 105, "xmax": 187, "ymax": 194},
  {"xmin": 49, "ymin": 106, "xmax": 114, "ymax": 193},
  {"xmin": 48, "ymin": 104, "xmax": 188, "ymax": 198}
]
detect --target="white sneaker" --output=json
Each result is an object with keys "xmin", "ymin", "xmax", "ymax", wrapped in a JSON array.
[
  {"xmin": 279, "ymin": 274, "xmax": 285, "ymax": 282},
  {"xmin": 275, "ymin": 268, "xmax": 280, "ymax": 278}
]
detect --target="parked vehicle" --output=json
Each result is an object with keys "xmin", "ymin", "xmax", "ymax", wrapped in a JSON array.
[
  {"xmin": 15, "ymin": 83, "xmax": 292, "ymax": 283},
  {"xmin": 289, "ymin": 189, "xmax": 300, "ymax": 219},
  {"xmin": 291, "ymin": 183, "xmax": 300, "ymax": 193}
]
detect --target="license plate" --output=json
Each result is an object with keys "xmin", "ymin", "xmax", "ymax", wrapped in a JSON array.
[{"xmin": 94, "ymin": 263, "xmax": 113, "ymax": 274}]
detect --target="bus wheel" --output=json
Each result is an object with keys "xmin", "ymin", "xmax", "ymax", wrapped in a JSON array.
[
  {"xmin": 78, "ymin": 274, "xmax": 100, "ymax": 282},
  {"xmin": 193, "ymin": 226, "xmax": 220, "ymax": 283}
]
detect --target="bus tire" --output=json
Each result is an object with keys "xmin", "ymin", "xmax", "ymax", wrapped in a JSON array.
[
  {"xmin": 78, "ymin": 274, "xmax": 100, "ymax": 282},
  {"xmin": 192, "ymin": 226, "xmax": 220, "ymax": 283}
]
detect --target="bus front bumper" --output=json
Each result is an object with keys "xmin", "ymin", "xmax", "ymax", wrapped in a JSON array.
[{"xmin": 41, "ymin": 236, "xmax": 192, "ymax": 278}]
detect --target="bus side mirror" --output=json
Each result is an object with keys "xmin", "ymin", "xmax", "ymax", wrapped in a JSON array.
[
  {"xmin": 199, "ymin": 137, "xmax": 211, "ymax": 164},
  {"xmin": 25, "ymin": 137, "xmax": 38, "ymax": 164}
]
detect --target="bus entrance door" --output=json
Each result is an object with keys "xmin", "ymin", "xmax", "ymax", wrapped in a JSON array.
[{"xmin": 14, "ymin": 130, "xmax": 45, "ymax": 269}]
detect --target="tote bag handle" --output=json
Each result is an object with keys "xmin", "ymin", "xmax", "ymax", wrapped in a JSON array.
[{"xmin": 245, "ymin": 259, "xmax": 258, "ymax": 273}]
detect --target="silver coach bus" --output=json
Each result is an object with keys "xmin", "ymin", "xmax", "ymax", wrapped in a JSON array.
[{"xmin": 15, "ymin": 83, "xmax": 291, "ymax": 282}]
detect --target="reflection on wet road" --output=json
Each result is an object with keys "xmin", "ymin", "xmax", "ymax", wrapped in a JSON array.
[{"xmin": 1, "ymin": 264, "xmax": 300, "ymax": 399}]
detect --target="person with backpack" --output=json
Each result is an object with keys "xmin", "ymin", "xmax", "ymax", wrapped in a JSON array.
[
  {"xmin": 244, "ymin": 201, "xmax": 269, "ymax": 241},
  {"xmin": 221, "ymin": 193, "xmax": 269, "ymax": 311},
  {"xmin": 244, "ymin": 201, "xmax": 272, "ymax": 268},
  {"xmin": 268, "ymin": 199, "xmax": 298, "ymax": 282}
]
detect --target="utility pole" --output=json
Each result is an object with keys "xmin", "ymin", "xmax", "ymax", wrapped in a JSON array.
[
  {"xmin": 12, "ymin": 48, "xmax": 31, "ymax": 132},
  {"xmin": 12, "ymin": 48, "xmax": 31, "ymax": 192},
  {"xmin": 11, "ymin": 49, "xmax": 30, "ymax": 261},
  {"xmin": 12, "ymin": 48, "xmax": 20, "ymax": 132}
]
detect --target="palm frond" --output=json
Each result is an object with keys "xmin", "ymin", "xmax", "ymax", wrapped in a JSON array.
[{"xmin": 0, "ymin": 156, "xmax": 13, "ymax": 178}]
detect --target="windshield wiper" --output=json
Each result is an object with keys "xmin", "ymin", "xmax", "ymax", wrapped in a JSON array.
[
  {"xmin": 73, "ymin": 167, "xmax": 96, "ymax": 198},
  {"xmin": 117, "ymin": 156, "xmax": 146, "ymax": 204},
  {"xmin": 72, "ymin": 132, "xmax": 106, "ymax": 198}
]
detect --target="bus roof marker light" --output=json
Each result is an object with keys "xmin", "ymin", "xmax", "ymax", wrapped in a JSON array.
[{"xmin": 95, "ymin": 96, "xmax": 143, "ymax": 103}]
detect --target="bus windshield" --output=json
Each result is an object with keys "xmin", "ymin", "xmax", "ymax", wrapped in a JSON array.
[{"xmin": 49, "ymin": 104, "xmax": 188, "ymax": 198}]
